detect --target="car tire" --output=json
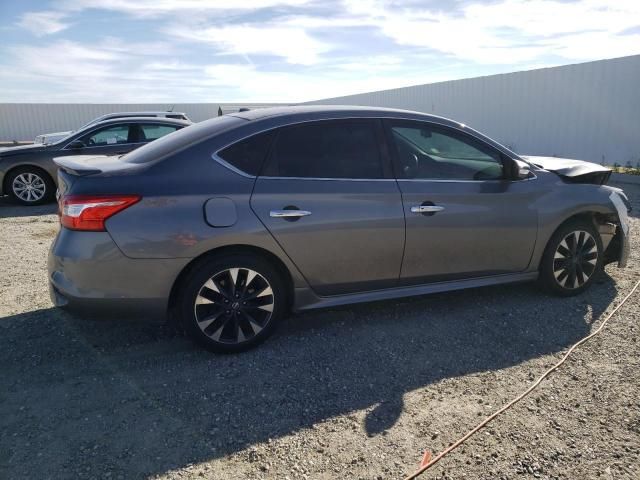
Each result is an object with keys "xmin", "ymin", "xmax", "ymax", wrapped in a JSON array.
[
  {"xmin": 6, "ymin": 166, "xmax": 55, "ymax": 206},
  {"xmin": 538, "ymin": 219, "xmax": 603, "ymax": 296},
  {"xmin": 177, "ymin": 253, "xmax": 287, "ymax": 353}
]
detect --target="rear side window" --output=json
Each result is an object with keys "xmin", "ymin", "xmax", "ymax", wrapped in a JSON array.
[
  {"xmin": 263, "ymin": 120, "xmax": 384, "ymax": 179},
  {"xmin": 217, "ymin": 131, "xmax": 275, "ymax": 176},
  {"xmin": 139, "ymin": 124, "xmax": 180, "ymax": 142}
]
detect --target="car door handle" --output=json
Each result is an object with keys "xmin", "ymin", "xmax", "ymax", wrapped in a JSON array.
[
  {"xmin": 411, "ymin": 205, "xmax": 445, "ymax": 214},
  {"xmin": 270, "ymin": 209, "xmax": 312, "ymax": 218}
]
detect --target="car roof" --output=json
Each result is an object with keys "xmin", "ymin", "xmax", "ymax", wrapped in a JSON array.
[
  {"xmin": 228, "ymin": 105, "xmax": 464, "ymax": 128},
  {"xmin": 98, "ymin": 111, "xmax": 188, "ymax": 118},
  {"xmin": 88, "ymin": 117, "xmax": 192, "ymax": 128}
]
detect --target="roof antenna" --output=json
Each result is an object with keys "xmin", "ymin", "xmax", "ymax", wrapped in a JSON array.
[{"xmin": 167, "ymin": 105, "xmax": 174, "ymax": 112}]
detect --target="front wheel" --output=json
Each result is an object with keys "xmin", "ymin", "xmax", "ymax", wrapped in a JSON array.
[
  {"xmin": 177, "ymin": 254, "xmax": 287, "ymax": 353},
  {"xmin": 538, "ymin": 219, "xmax": 603, "ymax": 296},
  {"xmin": 7, "ymin": 167, "xmax": 55, "ymax": 206}
]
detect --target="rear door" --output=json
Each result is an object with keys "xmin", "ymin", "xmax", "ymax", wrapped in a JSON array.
[
  {"xmin": 384, "ymin": 119, "xmax": 538, "ymax": 284},
  {"xmin": 250, "ymin": 119, "xmax": 405, "ymax": 296}
]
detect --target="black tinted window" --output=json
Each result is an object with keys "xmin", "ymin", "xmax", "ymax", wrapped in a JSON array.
[
  {"xmin": 264, "ymin": 121, "xmax": 384, "ymax": 179},
  {"xmin": 389, "ymin": 122, "xmax": 504, "ymax": 180},
  {"xmin": 217, "ymin": 131, "xmax": 274, "ymax": 176}
]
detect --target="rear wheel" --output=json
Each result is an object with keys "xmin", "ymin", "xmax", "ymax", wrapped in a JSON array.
[
  {"xmin": 7, "ymin": 167, "xmax": 55, "ymax": 206},
  {"xmin": 177, "ymin": 254, "xmax": 286, "ymax": 353},
  {"xmin": 539, "ymin": 219, "xmax": 603, "ymax": 296}
]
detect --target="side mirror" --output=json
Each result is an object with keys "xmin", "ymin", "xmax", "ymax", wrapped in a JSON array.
[
  {"xmin": 68, "ymin": 140, "xmax": 85, "ymax": 150},
  {"xmin": 514, "ymin": 159, "xmax": 532, "ymax": 180}
]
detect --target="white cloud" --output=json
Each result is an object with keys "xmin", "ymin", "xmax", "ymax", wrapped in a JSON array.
[
  {"xmin": 0, "ymin": 38, "xmax": 446, "ymax": 102},
  {"xmin": 58, "ymin": 0, "xmax": 310, "ymax": 17},
  {"xmin": 5, "ymin": 0, "xmax": 640, "ymax": 102},
  {"xmin": 170, "ymin": 24, "xmax": 331, "ymax": 65},
  {"xmin": 18, "ymin": 11, "xmax": 70, "ymax": 36},
  {"xmin": 553, "ymin": 31, "xmax": 640, "ymax": 60},
  {"xmin": 343, "ymin": 0, "xmax": 640, "ymax": 64}
]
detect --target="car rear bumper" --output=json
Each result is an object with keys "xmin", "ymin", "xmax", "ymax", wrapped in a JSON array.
[{"xmin": 48, "ymin": 228, "xmax": 189, "ymax": 318}]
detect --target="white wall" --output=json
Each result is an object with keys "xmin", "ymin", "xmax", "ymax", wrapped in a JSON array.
[
  {"xmin": 306, "ymin": 55, "xmax": 640, "ymax": 166},
  {"xmin": 0, "ymin": 103, "xmax": 281, "ymax": 141}
]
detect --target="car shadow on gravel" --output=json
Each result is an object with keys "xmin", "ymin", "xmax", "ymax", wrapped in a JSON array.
[
  {"xmin": 0, "ymin": 197, "xmax": 57, "ymax": 218},
  {"xmin": 0, "ymin": 274, "xmax": 619, "ymax": 479}
]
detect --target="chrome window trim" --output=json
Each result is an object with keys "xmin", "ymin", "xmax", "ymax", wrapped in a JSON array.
[
  {"xmin": 260, "ymin": 176, "xmax": 396, "ymax": 182},
  {"xmin": 211, "ymin": 153, "xmax": 256, "ymax": 179},
  {"xmin": 211, "ymin": 115, "xmax": 524, "ymax": 181},
  {"xmin": 396, "ymin": 172, "xmax": 537, "ymax": 183},
  {"xmin": 62, "ymin": 141, "xmax": 141, "ymax": 151}
]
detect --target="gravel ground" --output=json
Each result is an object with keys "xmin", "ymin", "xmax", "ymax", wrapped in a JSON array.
[{"xmin": 0, "ymin": 184, "xmax": 638, "ymax": 480}]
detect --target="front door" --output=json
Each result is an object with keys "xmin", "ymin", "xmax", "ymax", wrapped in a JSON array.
[
  {"xmin": 384, "ymin": 119, "xmax": 538, "ymax": 284},
  {"xmin": 65, "ymin": 123, "xmax": 138, "ymax": 156},
  {"xmin": 250, "ymin": 119, "xmax": 405, "ymax": 296}
]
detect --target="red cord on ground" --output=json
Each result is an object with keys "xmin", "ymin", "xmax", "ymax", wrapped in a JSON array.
[{"xmin": 403, "ymin": 279, "xmax": 640, "ymax": 480}]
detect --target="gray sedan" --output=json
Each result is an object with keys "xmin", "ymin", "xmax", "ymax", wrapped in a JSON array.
[
  {"xmin": 0, "ymin": 117, "xmax": 190, "ymax": 205},
  {"xmin": 48, "ymin": 106, "xmax": 631, "ymax": 353}
]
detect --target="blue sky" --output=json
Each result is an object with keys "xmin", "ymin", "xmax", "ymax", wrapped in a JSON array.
[{"xmin": 1, "ymin": 0, "xmax": 639, "ymax": 102}]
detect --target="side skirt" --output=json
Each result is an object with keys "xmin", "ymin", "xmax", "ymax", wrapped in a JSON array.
[{"xmin": 293, "ymin": 271, "xmax": 539, "ymax": 311}]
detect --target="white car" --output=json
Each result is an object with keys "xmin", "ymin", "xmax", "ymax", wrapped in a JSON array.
[{"xmin": 34, "ymin": 111, "xmax": 192, "ymax": 145}]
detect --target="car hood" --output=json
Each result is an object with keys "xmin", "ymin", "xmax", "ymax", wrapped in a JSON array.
[
  {"xmin": 36, "ymin": 131, "xmax": 72, "ymax": 144},
  {"xmin": 523, "ymin": 155, "xmax": 612, "ymax": 184},
  {"xmin": 39, "ymin": 131, "xmax": 72, "ymax": 138},
  {"xmin": 0, "ymin": 143, "xmax": 50, "ymax": 157},
  {"xmin": 523, "ymin": 155, "xmax": 610, "ymax": 176}
]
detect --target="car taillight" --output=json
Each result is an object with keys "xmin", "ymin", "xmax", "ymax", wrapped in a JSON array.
[{"xmin": 59, "ymin": 195, "xmax": 141, "ymax": 231}]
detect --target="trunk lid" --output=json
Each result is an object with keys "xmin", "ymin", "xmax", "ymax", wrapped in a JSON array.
[
  {"xmin": 54, "ymin": 154, "xmax": 146, "ymax": 198},
  {"xmin": 53, "ymin": 154, "xmax": 140, "ymax": 176}
]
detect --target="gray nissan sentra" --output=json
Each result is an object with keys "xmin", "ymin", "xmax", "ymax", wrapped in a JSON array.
[{"xmin": 48, "ymin": 106, "xmax": 631, "ymax": 353}]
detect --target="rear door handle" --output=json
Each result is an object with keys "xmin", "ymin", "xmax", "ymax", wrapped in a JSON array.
[
  {"xmin": 411, "ymin": 205, "xmax": 444, "ymax": 214},
  {"xmin": 270, "ymin": 209, "xmax": 312, "ymax": 218}
]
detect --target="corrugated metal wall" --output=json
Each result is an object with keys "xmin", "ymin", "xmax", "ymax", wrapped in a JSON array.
[
  {"xmin": 0, "ymin": 103, "xmax": 281, "ymax": 141},
  {"xmin": 306, "ymin": 55, "xmax": 640, "ymax": 166}
]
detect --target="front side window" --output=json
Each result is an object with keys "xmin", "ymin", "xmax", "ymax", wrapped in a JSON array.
[
  {"xmin": 139, "ymin": 124, "xmax": 180, "ymax": 142},
  {"xmin": 80, "ymin": 124, "xmax": 130, "ymax": 146},
  {"xmin": 388, "ymin": 122, "xmax": 504, "ymax": 180},
  {"xmin": 263, "ymin": 120, "xmax": 384, "ymax": 179}
]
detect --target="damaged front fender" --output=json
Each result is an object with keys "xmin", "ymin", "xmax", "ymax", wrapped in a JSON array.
[{"xmin": 524, "ymin": 155, "xmax": 612, "ymax": 185}]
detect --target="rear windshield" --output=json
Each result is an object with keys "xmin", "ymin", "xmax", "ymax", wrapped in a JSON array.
[{"xmin": 122, "ymin": 116, "xmax": 241, "ymax": 164}]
